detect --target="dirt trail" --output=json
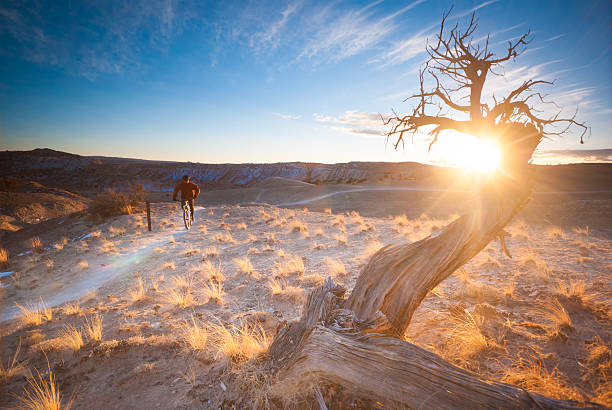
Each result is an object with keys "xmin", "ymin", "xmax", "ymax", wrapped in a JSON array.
[
  {"xmin": 277, "ymin": 186, "xmax": 612, "ymax": 207},
  {"xmin": 1, "ymin": 206, "xmax": 204, "ymax": 322}
]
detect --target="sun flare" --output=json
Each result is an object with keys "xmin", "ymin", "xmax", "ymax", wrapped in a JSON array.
[{"xmin": 433, "ymin": 133, "xmax": 501, "ymax": 172}]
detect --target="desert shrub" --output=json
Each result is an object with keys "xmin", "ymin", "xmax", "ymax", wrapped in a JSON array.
[
  {"xmin": 30, "ymin": 237, "xmax": 44, "ymax": 253},
  {"xmin": 0, "ymin": 247, "xmax": 8, "ymax": 268},
  {"xmin": 89, "ymin": 185, "xmax": 147, "ymax": 218}
]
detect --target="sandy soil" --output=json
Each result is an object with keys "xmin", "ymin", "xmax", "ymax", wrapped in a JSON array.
[{"xmin": 0, "ymin": 194, "xmax": 610, "ymax": 408}]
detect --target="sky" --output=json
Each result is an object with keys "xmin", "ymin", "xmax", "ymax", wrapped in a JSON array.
[{"xmin": 0, "ymin": 0, "xmax": 611, "ymax": 166}]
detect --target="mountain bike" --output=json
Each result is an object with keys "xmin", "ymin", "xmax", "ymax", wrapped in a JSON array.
[{"xmin": 177, "ymin": 200, "xmax": 192, "ymax": 230}]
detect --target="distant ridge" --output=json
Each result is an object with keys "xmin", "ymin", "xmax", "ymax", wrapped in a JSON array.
[{"xmin": 1, "ymin": 148, "xmax": 611, "ymax": 193}]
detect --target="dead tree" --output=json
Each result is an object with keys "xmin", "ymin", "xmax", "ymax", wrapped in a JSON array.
[{"xmin": 261, "ymin": 11, "xmax": 596, "ymax": 409}]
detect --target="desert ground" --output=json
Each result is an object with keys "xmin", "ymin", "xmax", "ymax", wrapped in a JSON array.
[{"xmin": 1, "ymin": 178, "xmax": 611, "ymax": 408}]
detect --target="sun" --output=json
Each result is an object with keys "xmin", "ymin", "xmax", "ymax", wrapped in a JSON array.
[
  {"xmin": 454, "ymin": 139, "xmax": 501, "ymax": 172},
  {"xmin": 432, "ymin": 132, "xmax": 501, "ymax": 172}
]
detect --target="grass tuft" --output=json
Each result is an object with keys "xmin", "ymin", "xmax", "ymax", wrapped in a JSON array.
[
  {"xmin": 325, "ymin": 258, "xmax": 346, "ymax": 276},
  {"xmin": 128, "ymin": 277, "xmax": 147, "ymax": 302},
  {"xmin": 209, "ymin": 321, "xmax": 270, "ymax": 363},
  {"xmin": 17, "ymin": 361, "xmax": 73, "ymax": 410},
  {"xmin": 58, "ymin": 325, "xmax": 84, "ymax": 351},
  {"xmin": 83, "ymin": 314, "xmax": 103, "ymax": 343},
  {"xmin": 16, "ymin": 298, "xmax": 52, "ymax": 326},
  {"xmin": 234, "ymin": 256, "xmax": 254, "ymax": 275},
  {"xmin": 180, "ymin": 315, "xmax": 208, "ymax": 351},
  {"xmin": 30, "ymin": 237, "xmax": 44, "ymax": 253},
  {"xmin": 0, "ymin": 340, "xmax": 25, "ymax": 381}
]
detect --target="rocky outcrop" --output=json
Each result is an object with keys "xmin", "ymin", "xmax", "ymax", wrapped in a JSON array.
[
  {"xmin": 0, "ymin": 149, "xmax": 434, "ymax": 192},
  {"xmin": 1, "ymin": 149, "xmax": 611, "ymax": 194}
]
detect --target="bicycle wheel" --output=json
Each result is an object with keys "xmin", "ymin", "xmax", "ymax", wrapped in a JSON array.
[{"xmin": 183, "ymin": 204, "xmax": 191, "ymax": 230}]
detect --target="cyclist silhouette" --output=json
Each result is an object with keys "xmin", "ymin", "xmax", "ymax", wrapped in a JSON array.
[{"xmin": 172, "ymin": 175, "xmax": 200, "ymax": 222}]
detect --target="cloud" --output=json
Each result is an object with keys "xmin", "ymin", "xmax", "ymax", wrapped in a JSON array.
[
  {"xmin": 0, "ymin": 0, "xmax": 198, "ymax": 78},
  {"xmin": 372, "ymin": 0, "xmax": 502, "ymax": 68},
  {"xmin": 296, "ymin": 0, "xmax": 427, "ymax": 63},
  {"xmin": 544, "ymin": 34, "xmax": 566, "ymax": 42},
  {"xmin": 315, "ymin": 110, "xmax": 389, "ymax": 137},
  {"xmin": 533, "ymin": 149, "xmax": 612, "ymax": 164},
  {"xmin": 273, "ymin": 112, "xmax": 302, "ymax": 120},
  {"xmin": 329, "ymin": 125, "xmax": 384, "ymax": 137}
]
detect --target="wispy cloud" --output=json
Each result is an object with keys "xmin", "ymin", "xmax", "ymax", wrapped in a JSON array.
[
  {"xmin": 372, "ymin": 0, "xmax": 502, "ymax": 67},
  {"xmin": 453, "ymin": 0, "xmax": 500, "ymax": 18},
  {"xmin": 533, "ymin": 149, "xmax": 612, "ymax": 164},
  {"xmin": 314, "ymin": 110, "xmax": 389, "ymax": 137},
  {"xmin": 273, "ymin": 112, "xmax": 302, "ymax": 120},
  {"xmin": 0, "ymin": 0, "xmax": 197, "ymax": 79},
  {"xmin": 544, "ymin": 34, "xmax": 566, "ymax": 42},
  {"xmin": 296, "ymin": 0, "xmax": 427, "ymax": 63}
]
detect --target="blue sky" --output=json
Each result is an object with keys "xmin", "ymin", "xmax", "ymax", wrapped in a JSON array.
[{"xmin": 1, "ymin": 0, "xmax": 610, "ymax": 165}]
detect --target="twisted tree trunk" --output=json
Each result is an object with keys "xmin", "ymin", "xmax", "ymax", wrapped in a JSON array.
[{"xmin": 262, "ymin": 129, "xmax": 603, "ymax": 408}]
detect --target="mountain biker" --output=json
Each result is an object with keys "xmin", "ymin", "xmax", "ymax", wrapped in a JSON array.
[{"xmin": 172, "ymin": 175, "xmax": 200, "ymax": 222}]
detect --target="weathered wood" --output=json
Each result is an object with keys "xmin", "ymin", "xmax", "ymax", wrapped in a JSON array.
[
  {"xmin": 345, "ymin": 173, "xmax": 533, "ymax": 335},
  {"xmin": 267, "ymin": 282, "xmax": 603, "ymax": 409},
  {"xmin": 274, "ymin": 326, "xmax": 600, "ymax": 409}
]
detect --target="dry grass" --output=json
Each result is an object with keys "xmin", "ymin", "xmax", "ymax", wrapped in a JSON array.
[
  {"xmin": 0, "ymin": 340, "xmax": 25, "ymax": 381},
  {"xmin": 0, "ymin": 247, "xmax": 9, "ymax": 267},
  {"xmin": 268, "ymin": 278, "xmax": 304, "ymax": 301},
  {"xmin": 199, "ymin": 260, "xmax": 225, "ymax": 282},
  {"xmin": 546, "ymin": 226, "xmax": 566, "ymax": 240},
  {"xmin": 501, "ymin": 357, "xmax": 582, "ymax": 401},
  {"xmin": 76, "ymin": 260, "xmax": 89, "ymax": 270},
  {"xmin": 393, "ymin": 214, "xmax": 410, "ymax": 232},
  {"xmin": 555, "ymin": 279, "xmax": 586, "ymax": 301},
  {"xmin": 162, "ymin": 261, "xmax": 176, "ymax": 270},
  {"xmin": 164, "ymin": 285, "xmax": 194, "ymax": 308},
  {"xmin": 541, "ymin": 298, "xmax": 573, "ymax": 338},
  {"xmin": 16, "ymin": 299, "xmax": 53, "ymax": 326},
  {"xmin": 128, "ymin": 277, "xmax": 147, "ymax": 302},
  {"xmin": 214, "ymin": 232, "xmax": 235, "ymax": 243},
  {"xmin": 573, "ymin": 225, "xmax": 590, "ymax": 236},
  {"xmin": 30, "ymin": 236, "xmax": 44, "ymax": 253},
  {"xmin": 62, "ymin": 303, "xmax": 82, "ymax": 316},
  {"xmin": 89, "ymin": 187, "xmax": 144, "ymax": 218},
  {"xmin": 180, "ymin": 315, "xmax": 208, "ymax": 351},
  {"xmin": 209, "ymin": 321, "xmax": 270, "ymax": 363},
  {"xmin": 235, "ymin": 222, "xmax": 247, "ymax": 230},
  {"xmin": 508, "ymin": 221, "xmax": 530, "ymax": 240},
  {"xmin": 446, "ymin": 309, "xmax": 496, "ymax": 359},
  {"xmin": 234, "ymin": 256, "xmax": 254, "ymax": 275},
  {"xmin": 203, "ymin": 280, "xmax": 225, "ymax": 304},
  {"xmin": 83, "ymin": 314, "xmax": 103, "ymax": 343},
  {"xmin": 58, "ymin": 325, "xmax": 84, "ymax": 351},
  {"xmin": 332, "ymin": 214, "xmax": 345, "ymax": 226},
  {"xmin": 183, "ymin": 247, "xmax": 201, "ymax": 257},
  {"xmin": 312, "ymin": 227, "xmax": 325, "ymax": 237},
  {"xmin": 325, "ymin": 258, "xmax": 346, "ymax": 276},
  {"xmin": 52, "ymin": 238, "xmax": 68, "ymax": 250},
  {"xmin": 324, "ymin": 208, "xmax": 332, "ymax": 214},
  {"xmin": 205, "ymin": 245, "xmax": 219, "ymax": 258},
  {"xmin": 108, "ymin": 226, "xmax": 126, "ymax": 237},
  {"xmin": 334, "ymin": 234, "xmax": 347, "ymax": 245},
  {"xmin": 275, "ymin": 255, "xmax": 305, "ymax": 276},
  {"xmin": 17, "ymin": 362, "xmax": 72, "ymax": 410},
  {"xmin": 299, "ymin": 273, "xmax": 325, "ymax": 287},
  {"xmin": 517, "ymin": 250, "xmax": 550, "ymax": 281},
  {"xmin": 361, "ymin": 239, "xmax": 383, "ymax": 261},
  {"xmin": 289, "ymin": 220, "xmax": 308, "ymax": 233}
]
